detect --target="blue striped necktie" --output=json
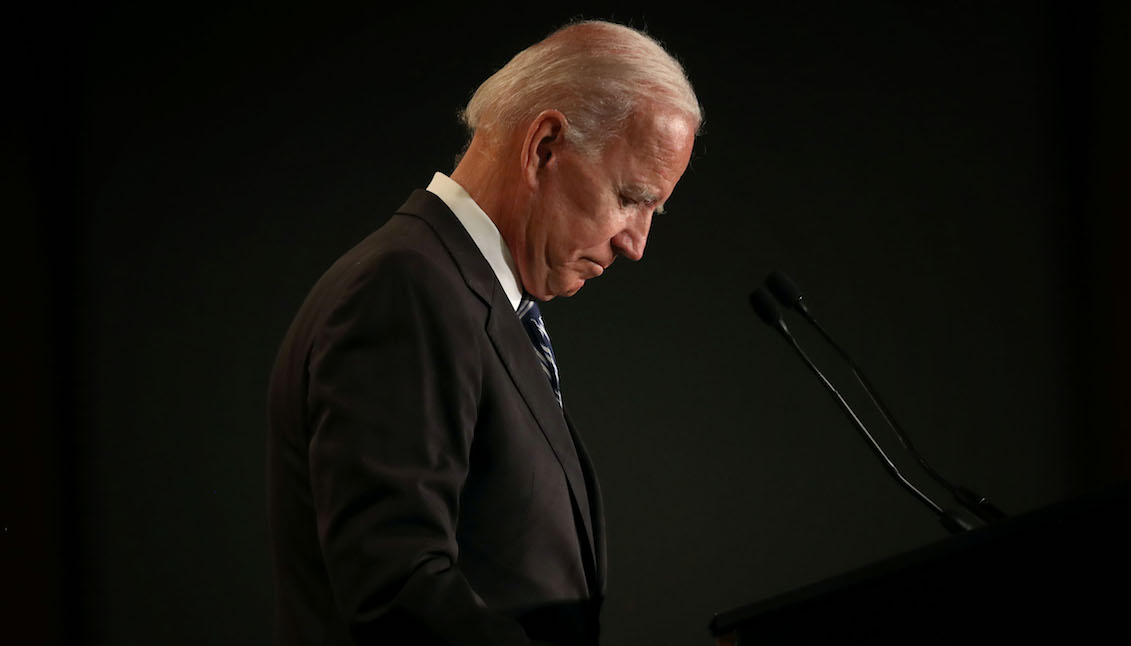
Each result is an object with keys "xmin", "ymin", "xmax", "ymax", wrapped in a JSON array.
[{"xmin": 517, "ymin": 295, "xmax": 563, "ymax": 408}]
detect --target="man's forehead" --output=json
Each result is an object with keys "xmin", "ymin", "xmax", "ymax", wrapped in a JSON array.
[
  {"xmin": 617, "ymin": 109, "xmax": 696, "ymax": 175},
  {"xmin": 625, "ymin": 105, "xmax": 697, "ymax": 146}
]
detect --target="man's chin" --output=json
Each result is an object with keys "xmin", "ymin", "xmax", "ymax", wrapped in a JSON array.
[
  {"xmin": 546, "ymin": 278, "xmax": 585, "ymax": 300},
  {"xmin": 561, "ymin": 276, "xmax": 589, "ymax": 297}
]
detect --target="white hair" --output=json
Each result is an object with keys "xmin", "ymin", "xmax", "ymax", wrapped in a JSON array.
[{"xmin": 460, "ymin": 21, "xmax": 702, "ymax": 157}]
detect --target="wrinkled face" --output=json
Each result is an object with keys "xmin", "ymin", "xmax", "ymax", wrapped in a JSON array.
[{"xmin": 518, "ymin": 107, "xmax": 697, "ymax": 300}]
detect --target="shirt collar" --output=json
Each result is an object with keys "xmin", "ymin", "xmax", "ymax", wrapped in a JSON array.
[{"xmin": 425, "ymin": 172, "xmax": 524, "ymax": 311}]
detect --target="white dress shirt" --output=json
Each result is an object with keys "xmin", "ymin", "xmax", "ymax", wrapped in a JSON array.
[{"xmin": 426, "ymin": 172, "xmax": 524, "ymax": 312}]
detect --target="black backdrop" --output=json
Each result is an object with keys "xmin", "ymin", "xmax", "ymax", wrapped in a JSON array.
[{"xmin": 8, "ymin": 2, "xmax": 1129, "ymax": 645}]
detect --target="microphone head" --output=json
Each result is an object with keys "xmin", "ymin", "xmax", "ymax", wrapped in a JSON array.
[
  {"xmin": 748, "ymin": 288, "xmax": 783, "ymax": 327},
  {"xmin": 766, "ymin": 270, "xmax": 804, "ymax": 310}
]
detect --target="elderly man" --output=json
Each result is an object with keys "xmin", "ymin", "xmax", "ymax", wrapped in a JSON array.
[{"xmin": 267, "ymin": 20, "xmax": 700, "ymax": 646}]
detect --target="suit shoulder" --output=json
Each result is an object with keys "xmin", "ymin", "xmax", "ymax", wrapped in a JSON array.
[
  {"xmin": 317, "ymin": 215, "xmax": 468, "ymax": 303},
  {"xmin": 275, "ymin": 214, "xmax": 477, "ymax": 356},
  {"xmin": 338, "ymin": 214, "xmax": 452, "ymax": 276}
]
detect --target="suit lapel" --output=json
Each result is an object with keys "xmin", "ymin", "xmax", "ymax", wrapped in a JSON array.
[
  {"xmin": 483, "ymin": 301, "xmax": 596, "ymax": 564},
  {"xmin": 565, "ymin": 408, "xmax": 606, "ymax": 595},
  {"xmin": 395, "ymin": 190, "xmax": 598, "ymax": 576}
]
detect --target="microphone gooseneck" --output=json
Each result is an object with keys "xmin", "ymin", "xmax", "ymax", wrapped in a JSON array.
[
  {"xmin": 765, "ymin": 270, "xmax": 1006, "ymax": 524},
  {"xmin": 748, "ymin": 288, "xmax": 975, "ymax": 535}
]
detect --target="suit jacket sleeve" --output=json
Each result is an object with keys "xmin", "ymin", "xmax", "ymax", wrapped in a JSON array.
[{"xmin": 306, "ymin": 248, "xmax": 535, "ymax": 645}]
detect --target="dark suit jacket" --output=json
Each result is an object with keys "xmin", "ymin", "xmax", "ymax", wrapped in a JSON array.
[{"xmin": 267, "ymin": 190, "xmax": 606, "ymax": 646}]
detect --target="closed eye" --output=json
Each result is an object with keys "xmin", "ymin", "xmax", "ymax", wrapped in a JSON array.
[
  {"xmin": 619, "ymin": 184, "xmax": 663, "ymax": 213},
  {"xmin": 620, "ymin": 195, "xmax": 666, "ymax": 216}
]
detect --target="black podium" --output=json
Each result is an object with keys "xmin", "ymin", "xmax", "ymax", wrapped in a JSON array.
[{"xmin": 709, "ymin": 480, "xmax": 1131, "ymax": 642}]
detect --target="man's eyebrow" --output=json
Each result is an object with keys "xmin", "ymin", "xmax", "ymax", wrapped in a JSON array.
[{"xmin": 622, "ymin": 184, "xmax": 666, "ymax": 213}]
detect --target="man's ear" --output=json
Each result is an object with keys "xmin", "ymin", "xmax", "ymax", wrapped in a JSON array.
[{"xmin": 520, "ymin": 110, "xmax": 568, "ymax": 189}]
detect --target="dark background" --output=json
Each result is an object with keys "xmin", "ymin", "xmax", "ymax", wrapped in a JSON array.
[{"xmin": 7, "ymin": 1, "xmax": 1129, "ymax": 644}]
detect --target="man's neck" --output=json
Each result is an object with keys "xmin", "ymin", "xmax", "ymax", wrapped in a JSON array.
[
  {"xmin": 450, "ymin": 136, "xmax": 520, "ymax": 235},
  {"xmin": 450, "ymin": 136, "xmax": 527, "ymax": 279}
]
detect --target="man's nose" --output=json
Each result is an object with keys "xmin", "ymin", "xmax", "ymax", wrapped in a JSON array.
[{"xmin": 611, "ymin": 210, "xmax": 653, "ymax": 261}]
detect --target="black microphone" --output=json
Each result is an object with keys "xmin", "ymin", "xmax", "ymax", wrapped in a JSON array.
[
  {"xmin": 748, "ymin": 288, "xmax": 975, "ymax": 534},
  {"xmin": 766, "ymin": 270, "xmax": 1006, "ymax": 524},
  {"xmin": 749, "ymin": 288, "xmax": 787, "ymax": 332}
]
